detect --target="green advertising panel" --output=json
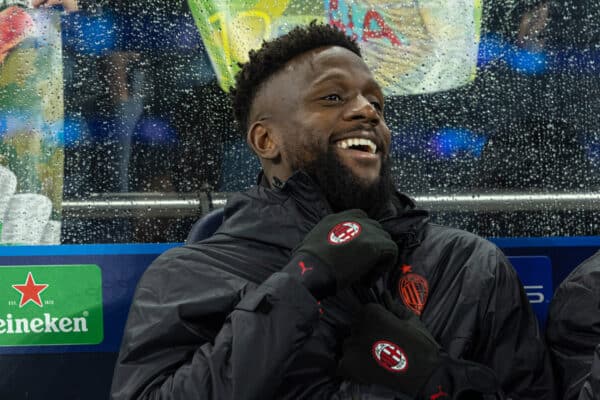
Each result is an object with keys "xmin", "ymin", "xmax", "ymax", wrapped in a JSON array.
[
  {"xmin": 188, "ymin": 0, "xmax": 482, "ymax": 95},
  {"xmin": 0, "ymin": 265, "xmax": 103, "ymax": 346}
]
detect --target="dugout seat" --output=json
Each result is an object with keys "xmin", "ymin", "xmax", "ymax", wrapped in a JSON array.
[{"xmin": 185, "ymin": 208, "xmax": 225, "ymax": 244}]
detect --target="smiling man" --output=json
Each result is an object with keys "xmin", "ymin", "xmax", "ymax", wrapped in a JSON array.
[
  {"xmin": 111, "ymin": 23, "xmax": 554, "ymax": 399},
  {"xmin": 240, "ymin": 42, "xmax": 393, "ymax": 217}
]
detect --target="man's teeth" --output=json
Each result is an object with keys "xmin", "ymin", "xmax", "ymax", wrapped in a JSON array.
[{"xmin": 336, "ymin": 138, "xmax": 377, "ymax": 154}]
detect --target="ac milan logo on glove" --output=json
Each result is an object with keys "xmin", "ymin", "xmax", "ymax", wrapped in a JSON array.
[
  {"xmin": 372, "ymin": 340, "xmax": 408, "ymax": 372},
  {"xmin": 328, "ymin": 222, "xmax": 361, "ymax": 245}
]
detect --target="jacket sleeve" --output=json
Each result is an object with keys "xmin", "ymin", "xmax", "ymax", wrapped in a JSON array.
[
  {"xmin": 546, "ymin": 256, "xmax": 600, "ymax": 400},
  {"xmin": 110, "ymin": 248, "xmax": 320, "ymax": 400},
  {"xmin": 578, "ymin": 345, "xmax": 600, "ymax": 400},
  {"xmin": 476, "ymin": 249, "xmax": 555, "ymax": 400}
]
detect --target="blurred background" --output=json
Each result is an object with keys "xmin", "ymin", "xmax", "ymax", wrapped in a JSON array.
[{"xmin": 2, "ymin": 0, "xmax": 600, "ymax": 244}]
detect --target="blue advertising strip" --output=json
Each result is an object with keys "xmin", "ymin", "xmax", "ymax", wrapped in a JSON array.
[
  {"xmin": 0, "ymin": 243, "xmax": 179, "ymax": 256},
  {"xmin": 509, "ymin": 256, "xmax": 553, "ymax": 328},
  {"xmin": 0, "ymin": 238, "xmax": 598, "ymax": 354},
  {"xmin": 489, "ymin": 237, "xmax": 600, "ymax": 287},
  {"xmin": 490, "ymin": 236, "xmax": 600, "ymax": 248}
]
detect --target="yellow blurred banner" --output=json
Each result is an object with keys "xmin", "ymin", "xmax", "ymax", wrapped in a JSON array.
[{"xmin": 188, "ymin": 0, "xmax": 482, "ymax": 95}]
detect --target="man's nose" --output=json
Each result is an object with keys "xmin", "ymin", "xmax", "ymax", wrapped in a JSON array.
[{"xmin": 344, "ymin": 94, "xmax": 380, "ymax": 124}]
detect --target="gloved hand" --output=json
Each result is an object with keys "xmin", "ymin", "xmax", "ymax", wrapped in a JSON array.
[
  {"xmin": 337, "ymin": 292, "xmax": 502, "ymax": 399},
  {"xmin": 282, "ymin": 209, "xmax": 397, "ymax": 300}
]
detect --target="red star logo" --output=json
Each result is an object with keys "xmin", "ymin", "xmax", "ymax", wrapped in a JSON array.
[
  {"xmin": 12, "ymin": 272, "xmax": 48, "ymax": 308},
  {"xmin": 401, "ymin": 264, "xmax": 413, "ymax": 274}
]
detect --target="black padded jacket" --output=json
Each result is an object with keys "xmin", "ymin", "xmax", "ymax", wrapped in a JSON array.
[
  {"xmin": 547, "ymin": 251, "xmax": 600, "ymax": 400},
  {"xmin": 110, "ymin": 172, "xmax": 554, "ymax": 400}
]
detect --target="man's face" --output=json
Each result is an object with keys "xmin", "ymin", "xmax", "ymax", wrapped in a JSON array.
[{"xmin": 254, "ymin": 45, "xmax": 392, "ymax": 185}]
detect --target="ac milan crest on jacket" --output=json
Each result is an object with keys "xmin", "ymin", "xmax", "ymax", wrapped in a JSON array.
[
  {"xmin": 111, "ymin": 172, "xmax": 554, "ymax": 400},
  {"xmin": 396, "ymin": 264, "xmax": 429, "ymax": 316}
]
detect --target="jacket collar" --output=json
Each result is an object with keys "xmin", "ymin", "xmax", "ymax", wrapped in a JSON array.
[
  {"xmin": 221, "ymin": 170, "xmax": 429, "ymax": 249},
  {"xmin": 257, "ymin": 170, "xmax": 331, "ymax": 214}
]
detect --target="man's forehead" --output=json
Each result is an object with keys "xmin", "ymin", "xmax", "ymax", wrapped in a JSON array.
[
  {"xmin": 250, "ymin": 45, "xmax": 377, "ymax": 120},
  {"xmin": 285, "ymin": 45, "xmax": 371, "ymax": 78}
]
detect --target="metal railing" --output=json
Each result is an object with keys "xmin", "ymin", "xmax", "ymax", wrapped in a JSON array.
[{"xmin": 61, "ymin": 191, "xmax": 600, "ymax": 218}]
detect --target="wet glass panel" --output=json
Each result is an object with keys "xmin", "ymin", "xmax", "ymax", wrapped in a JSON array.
[{"xmin": 1, "ymin": 0, "xmax": 598, "ymax": 243}]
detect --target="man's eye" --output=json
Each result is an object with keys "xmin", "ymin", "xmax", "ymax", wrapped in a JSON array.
[
  {"xmin": 370, "ymin": 101, "xmax": 383, "ymax": 111},
  {"xmin": 322, "ymin": 94, "xmax": 342, "ymax": 102}
]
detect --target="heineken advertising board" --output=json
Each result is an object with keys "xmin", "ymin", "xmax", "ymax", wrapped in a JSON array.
[
  {"xmin": 0, "ymin": 244, "xmax": 177, "ymax": 354},
  {"xmin": 0, "ymin": 265, "xmax": 103, "ymax": 346}
]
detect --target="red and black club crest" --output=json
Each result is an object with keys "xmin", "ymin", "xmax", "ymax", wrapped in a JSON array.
[
  {"xmin": 328, "ymin": 221, "xmax": 362, "ymax": 245},
  {"xmin": 398, "ymin": 264, "xmax": 429, "ymax": 316},
  {"xmin": 372, "ymin": 340, "xmax": 408, "ymax": 373}
]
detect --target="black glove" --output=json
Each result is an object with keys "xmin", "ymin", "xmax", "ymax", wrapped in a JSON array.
[
  {"xmin": 338, "ymin": 292, "xmax": 501, "ymax": 399},
  {"xmin": 282, "ymin": 209, "xmax": 398, "ymax": 300}
]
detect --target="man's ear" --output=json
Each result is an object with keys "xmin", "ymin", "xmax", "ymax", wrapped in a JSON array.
[{"xmin": 247, "ymin": 121, "xmax": 280, "ymax": 160}]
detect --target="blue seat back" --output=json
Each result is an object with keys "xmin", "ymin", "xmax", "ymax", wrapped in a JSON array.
[{"xmin": 185, "ymin": 208, "xmax": 225, "ymax": 244}]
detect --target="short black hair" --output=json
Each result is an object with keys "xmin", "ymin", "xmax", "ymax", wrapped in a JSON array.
[{"xmin": 230, "ymin": 21, "xmax": 361, "ymax": 133}]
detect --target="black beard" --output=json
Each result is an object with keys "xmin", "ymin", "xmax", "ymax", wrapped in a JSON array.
[{"xmin": 302, "ymin": 146, "xmax": 394, "ymax": 218}]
